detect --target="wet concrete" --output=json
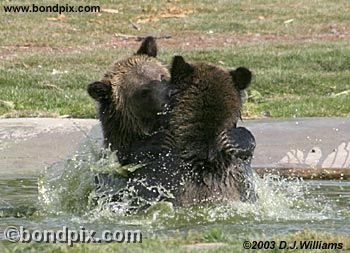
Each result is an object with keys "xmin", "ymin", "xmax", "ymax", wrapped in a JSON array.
[
  {"xmin": 0, "ymin": 118, "xmax": 349, "ymax": 179},
  {"xmin": 240, "ymin": 118, "xmax": 350, "ymax": 179},
  {"xmin": 0, "ymin": 118, "xmax": 97, "ymax": 178}
]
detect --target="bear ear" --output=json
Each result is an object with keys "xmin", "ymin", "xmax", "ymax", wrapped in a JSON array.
[
  {"xmin": 230, "ymin": 67, "xmax": 252, "ymax": 91},
  {"xmin": 87, "ymin": 81, "xmax": 111, "ymax": 101},
  {"xmin": 170, "ymin": 55, "xmax": 194, "ymax": 81},
  {"xmin": 136, "ymin": 36, "xmax": 157, "ymax": 57}
]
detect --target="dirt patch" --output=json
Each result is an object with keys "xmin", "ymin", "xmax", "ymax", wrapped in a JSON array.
[
  {"xmin": 155, "ymin": 31, "xmax": 350, "ymax": 49},
  {"xmin": 182, "ymin": 242, "xmax": 227, "ymax": 251},
  {"xmin": 1, "ymin": 31, "xmax": 349, "ymax": 59}
]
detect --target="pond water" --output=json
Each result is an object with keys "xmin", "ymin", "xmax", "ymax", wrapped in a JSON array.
[{"xmin": 0, "ymin": 141, "xmax": 349, "ymax": 242}]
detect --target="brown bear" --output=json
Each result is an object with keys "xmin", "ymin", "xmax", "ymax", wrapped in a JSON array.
[
  {"xmin": 88, "ymin": 38, "xmax": 256, "ymax": 212},
  {"xmin": 88, "ymin": 37, "xmax": 181, "ymax": 211},
  {"xmin": 92, "ymin": 56, "xmax": 256, "ymax": 212},
  {"xmin": 87, "ymin": 37, "xmax": 171, "ymax": 164},
  {"xmin": 166, "ymin": 56, "xmax": 257, "ymax": 206}
]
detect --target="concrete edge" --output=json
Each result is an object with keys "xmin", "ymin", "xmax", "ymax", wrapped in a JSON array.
[{"xmin": 254, "ymin": 167, "xmax": 350, "ymax": 180}]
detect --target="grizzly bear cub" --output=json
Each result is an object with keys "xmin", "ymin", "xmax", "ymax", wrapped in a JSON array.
[
  {"xmin": 87, "ymin": 37, "xmax": 171, "ymax": 164},
  {"xmin": 88, "ymin": 37, "xmax": 256, "ymax": 211},
  {"xmin": 167, "ymin": 56, "xmax": 257, "ymax": 205}
]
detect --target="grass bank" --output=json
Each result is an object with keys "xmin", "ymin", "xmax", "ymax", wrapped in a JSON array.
[
  {"xmin": 1, "ymin": 0, "xmax": 350, "ymax": 118},
  {"xmin": 0, "ymin": 41, "xmax": 349, "ymax": 118},
  {"xmin": 1, "ymin": 229, "xmax": 349, "ymax": 252}
]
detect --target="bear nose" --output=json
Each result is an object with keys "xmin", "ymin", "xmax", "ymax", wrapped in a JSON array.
[
  {"xmin": 168, "ymin": 88, "xmax": 180, "ymax": 97},
  {"xmin": 163, "ymin": 82, "xmax": 179, "ymax": 97}
]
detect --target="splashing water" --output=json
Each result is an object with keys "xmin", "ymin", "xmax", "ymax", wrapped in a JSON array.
[{"xmin": 34, "ymin": 139, "xmax": 350, "ymax": 237}]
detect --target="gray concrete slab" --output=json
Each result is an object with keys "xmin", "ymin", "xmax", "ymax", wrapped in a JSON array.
[
  {"xmin": 0, "ymin": 118, "xmax": 98, "ymax": 178},
  {"xmin": 0, "ymin": 117, "xmax": 349, "ymax": 179},
  {"xmin": 240, "ymin": 117, "xmax": 350, "ymax": 170},
  {"xmin": 240, "ymin": 117, "xmax": 350, "ymax": 179}
]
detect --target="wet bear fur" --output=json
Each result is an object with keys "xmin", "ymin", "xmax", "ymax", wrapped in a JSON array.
[
  {"xmin": 88, "ymin": 39, "xmax": 256, "ymax": 211},
  {"xmin": 87, "ymin": 37, "xmax": 171, "ymax": 164},
  {"xmin": 167, "ymin": 56, "xmax": 257, "ymax": 206},
  {"xmin": 88, "ymin": 38, "xmax": 183, "ymax": 210},
  {"xmin": 98, "ymin": 57, "xmax": 256, "ymax": 210}
]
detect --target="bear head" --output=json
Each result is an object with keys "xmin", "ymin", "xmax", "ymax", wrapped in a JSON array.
[
  {"xmin": 168, "ymin": 55, "xmax": 252, "ymax": 161},
  {"xmin": 88, "ymin": 37, "xmax": 171, "ymax": 151}
]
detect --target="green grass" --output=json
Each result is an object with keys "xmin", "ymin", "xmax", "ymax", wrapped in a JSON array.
[
  {"xmin": 0, "ymin": 50, "xmax": 109, "ymax": 118},
  {"xmin": 181, "ymin": 42, "xmax": 350, "ymax": 118},
  {"xmin": 0, "ymin": 41, "xmax": 349, "ymax": 118},
  {"xmin": 1, "ymin": 0, "xmax": 349, "ymax": 47},
  {"xmin": 1, "ymin": 229, "xmax": 349, "ymax": 253},
  {"xmin": 1, "ymin": 3, "xmax": 349, "ymax": 253},
  {"xmin": 0, "ymin": 0, "xmax": 349, "ymax": 118}
]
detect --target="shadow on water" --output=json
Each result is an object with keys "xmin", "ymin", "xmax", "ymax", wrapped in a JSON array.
[{"xmin": 0, "ymin": 133, "xmax": 349, "ymax": 240}]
